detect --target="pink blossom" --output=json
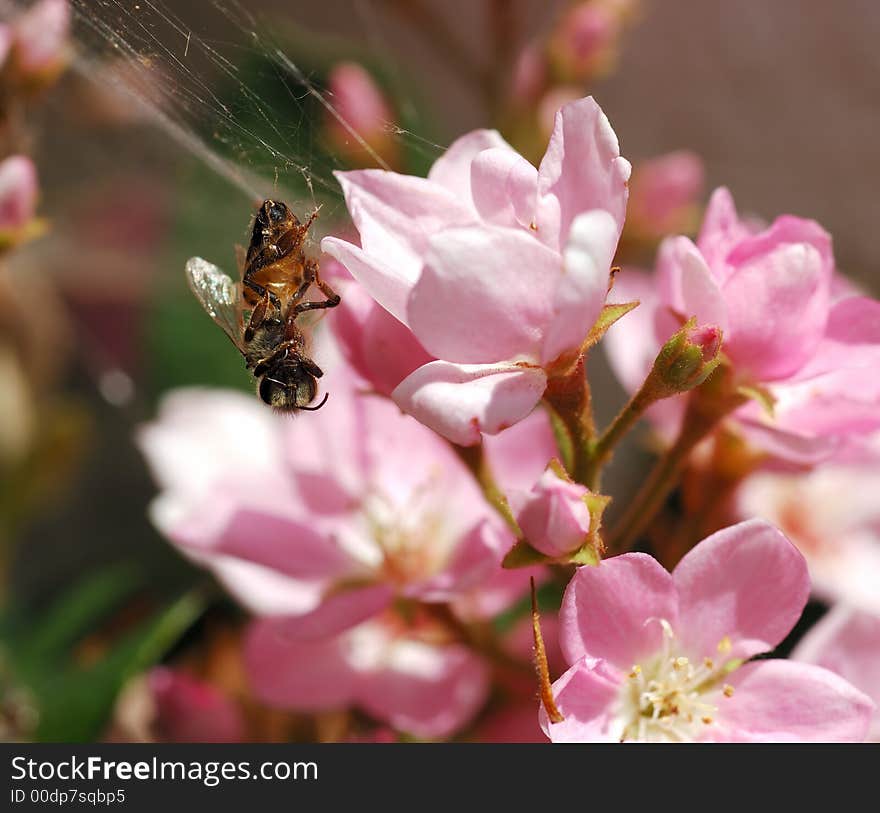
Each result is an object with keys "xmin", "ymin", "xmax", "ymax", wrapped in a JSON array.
[
  {"xmin": 322, "ymin": 96, "xmax": 630, "ymax": 445},
  {"xmin": 0, "ymin": 25, "xmax": 12, "ymax": 69},
  {"xmin": 245, "ymin": 612, "xmax": 490, "ymax": 739},
  {"xmin": 148, "ymin": 668, "xmax": 245, "ymax": 743},
  {"xmin": 0, "ymin": 155, "xmax": 38, "ymax": 235},
  {"xmin": 512, "ymin": 465, "xmax": 592, "ymax": 559},
  {"xmin": 794, "ymin": 606, "xmax": 880, "ymax": 741},
  {"xmin": 324, "ymin": 62, "xmax": 398, "ymax": 168},
  {"xmin": 548, "ymin": 2, "xmax": 620, "ymax": 82},
  {"xmin": 605, "ymin": 188, "xmax": 880, "ymax": 462},
  {"xmin": 137, "ymin": 371, "xmax": 512, "ymax": 636},
  {"xmin": 626, "ymin": 151, "xmax": 705, "ymax": 239},
  {"xmin": 10, "ymin": 0, "xmax": 70, "ymax": 77},
  {"xmin": 737, "ymin": 460, "xmax": 880, "ymax": 615},
  {"xmin": 542, "ymin": 520, "xmax": 874, "ymax": 742}
]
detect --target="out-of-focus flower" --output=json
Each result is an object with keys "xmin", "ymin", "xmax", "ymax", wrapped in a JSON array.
[
  {"xmin": 625, "ymin": 151, "xmax": 705, "ymax": 241},
  {"xmin": 111, "ymin": 668, "xmax": 246, "ymax": 743},
  {"xmin": 137, "ymin": 370, "xmax": 512, "ymax": 638},
  {"xmin": 0, "ymin": 25, "xmax": 12, "ymax": 69},
  {"xmin": 512, "ymin": 464, "xmax": 593, "ymax": 559},
  {"xmin": 793, "ymin": 606, "xmax": 880, "ymax": 741},
  {"xmin": 736, "ymin": 458, "xmax": 880, "ymax": 614},
  {"xmin": 149, "ymin": 667, "xmax": 246, "ymax": 743},
  {"xmin": 547, "ymin": 1, "xmax": 627, "ymax": 83},
  {"xmin": 0, "ymin": 155, "xmax": 39, "ymax": 247},
  {"xmin": 323, "ymin": 96, "xmax": 630, "ymax": 445},
  {"xmin": 542, "ymin": 520, "xmax": 874, "ymax": 742},
  {"xmin": 324, "ymin": 62, "xmax": 399, "ymax": 169},
  {"xmin": 8, "ymin": 0, "xmax": 70, "ymax": 83},
  {"xmin": 605, "ymin": 187, "xmax": 880, "ymax": 463},
  {"xmin": 245, "ymin": 611, "xmax": 490, "ymax": 740}
]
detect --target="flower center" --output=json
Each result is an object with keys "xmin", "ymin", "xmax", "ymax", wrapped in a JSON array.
[
  {"xmin": 363, "ymin": 476, "xmax": 453, "ymax": 586},
  {"xmin": 619, "ymin": 620, "xmax": 735, "ymax": 742}
]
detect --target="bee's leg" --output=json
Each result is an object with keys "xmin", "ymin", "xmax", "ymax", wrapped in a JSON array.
[
  {"xmin": 290, "ymin": 273, "xmax": 341, "ymax": 316},
  {"xmin": 288, "ymin": 259, "xmax": 320, "ymax": 307},
  {"xmin": 243, "ymin": 279, "xmax": 282, "ymax": 313},
  {"xmin": 276, "ymin": 209, "xmax": 319, "ymax": 258},
  {"xmin": 244, "ymin": 294, "xmax": 271, "ymax": 343}
]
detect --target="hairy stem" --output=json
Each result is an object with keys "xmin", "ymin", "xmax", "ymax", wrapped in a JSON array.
[
  {"xmin": 543, "ymin": 355, "xmax": 596, "ymax": 486},
  {"xmin": 454, "ymin": 442, "xmax": 520, "ymax": 534},
  {"xmin": 606, "ymin": 371, "xmax": 748, "ymax": 554}
]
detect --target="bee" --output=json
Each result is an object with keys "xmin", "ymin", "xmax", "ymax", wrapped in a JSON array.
[{"xmin": 185, "ymin": 199, "xmax": 340, "ymax": 411}]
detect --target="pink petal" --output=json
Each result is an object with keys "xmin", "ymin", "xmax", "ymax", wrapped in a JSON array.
[
  {"xmin": 359, "ymin": 639, "xmax": 491, "ymax": 739},
  {"xmin": 210, "ymin": 508, "xmax": 357, "ymax": 582},
  {"xmin": 334, "ymin": 169, "xmax": 475, "ymax": 280},
  {"xmin": 408, "ymin": 225, "xmax": 560, "ymax": 363},
  {"xmin": 540, "ymin": 656, "xmax": 623, "ymax": 743},
  {"xmin": 537, "ymin": 96, "xmax": 630, "ymax": 251},
  {"xmin": 483, "ymin": 407, "xmax": 558, "ymax": 495},
  {"xmin": 411, "ymin": 520, "xmax": 509, "ymax": 603},
  {"xmin": 244, "ymin": 618, "xmax": 357, "ymax": 710},
  {"xmin": 514, "ymin": 467, "xmax": 592, "ymax": 558},
  {"xmin": 149, "ymin": 668, "xmax": 245, "ymax": 743},
  {"xmin": 0, "ymin": 155, "xmax": 38, "ymax": 231},
  {"xmin": 469, "ymin": 147, "xmax": 538, "ymax": 230},
  {"xmin": 673, "ymin": 520, "xmax": 810, "ymax": 662},
  {"xmin": 722, "ymin": 221, "xmax": 832, "ymax": 380},
  {"xmin": 331, "ymin": 281, "xmax": 434, "ymax": 397},
  {"xmin": 710, "ymin": 660, "xmax": 873, "ymax": 742},
  {"xmin": 392, "ymin": 361, "xmax": 547, "ymax": 446},
  {"xmin": 205, "ymin": 556, "xmax": 324, "ymax": 617},
  {"xmin": 428, "ymin": 128, "xmax": 514, "ymax": 201},
  {"xmin": 734, "ymin": 418, "xmax": 842, "ymax": 465},
  {"xmin": 12, "ymin": 0, "xmax": 69, "ymax": 74},
  {"xmin": 541, "ymin": 209, "xmax": 617, "ymax": 365},
  {"xmin": 559, "ymin": 553, "xmax": 678, "ymax": 670},
  {"xmin": 663, "ymin": 236, "xmax": 729, "ymax": 331},
  {"xmin": 791, "ymin": 296, "xmax": 880, "ymax": 382},
  {"xmin": 321, "ymin": 236, "xmax": 416, "ymax": 326},
  {"xmin": 272, "ymin": 584, "xmax": 394, "ymax": 640},
  {"xmin": 696, "ymin": 186, "xmax": 755, "ymax": 275},
  {"xmin": 793, "ymin": 606, "xmax": 880, "ymax": 739},
  {"xmin": 452, "ymin": 565, "xmax": 544, "ymax": 622}
]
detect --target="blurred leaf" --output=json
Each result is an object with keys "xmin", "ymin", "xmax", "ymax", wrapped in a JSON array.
[
  {"xmin": 32, "ymin": 589, "xmax": 207, "ymax": 742},
  {"xmin": 19, "ymin": 564, "xmax": 141, "ymax": 665}
]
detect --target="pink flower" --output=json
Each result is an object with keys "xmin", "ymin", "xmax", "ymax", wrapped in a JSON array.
[
  {"xmin": 737, "ymin": 459, "xmax": 880, "ymax": 614},
  {"xmin": 137, "ymin": 370, "xmax": 512, "ymax": 636},
  {"xmin": 626, "ymin": 151, "xmax": 705, "ymax": 239},
  {"xmin": 322, "ymin": 95, "xmax": 630, "ymax": 445},
  {"xmin": 547, "ymin": 2, "xmax": 621, "ymax": 82},
  {"xmin": 512, "ymin": 465, "xmax": 593, "ymax": 559},
  {"xmin": 794, "ymin": 606, "xmax": 880, "ymax": 741},
  {"xmin": 148, "ymin": 668, "xmax": 246, "ymax": 743},
  {"xmin": 10, "ymin": 0, "xmax": 70, "ymax": 77},
  {"xmin": 324, "ymin": 62, "xmax": 398, "ymax": 168},
  {"xmin": 0, "ymin": 25, "xmax": 12, "ymax": 69},
  {"xmin": 605, "ymin": 188, "xmax": 880, "ymax": 462},
  {"xmin": 245, "ymin": 612, "xmax": 490, "ymax": 739},
  {"xmin": 0, "ymin": 155, "xmax": 38, "ymax": 236},
  {"xmin": 542, "ymin": 520, "xmax": 874, "ymax": 742}
]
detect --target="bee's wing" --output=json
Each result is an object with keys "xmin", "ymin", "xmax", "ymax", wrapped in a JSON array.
[{"xmin": 185, "ymin": 257, "xmax": 243, "ymax": 349}]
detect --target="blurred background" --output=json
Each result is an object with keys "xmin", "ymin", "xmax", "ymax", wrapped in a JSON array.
[{"xmin": 1, "ymin": 0, "xmax": 877, "ymax": 741}]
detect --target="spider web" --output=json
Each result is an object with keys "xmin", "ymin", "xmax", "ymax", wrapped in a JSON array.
[{"xmin": 54, "ymin": 0, "xmax": 441, "ymax": 220}]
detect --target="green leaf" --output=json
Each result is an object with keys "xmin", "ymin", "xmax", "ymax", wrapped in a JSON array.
[
  {"xmin": 32, "ymin": 590, "xmax": 206, "ymax": 742},
  {"xmin": 583, "ymin": 300, "xmax": 640, "ymax": 350},
  {"xmin": 20, "ymin": 565, "xmax": 141, "ymax": 665},
  {"xmin": 501, "ymin": 540, "xmax": 552, "ymax": 569}
]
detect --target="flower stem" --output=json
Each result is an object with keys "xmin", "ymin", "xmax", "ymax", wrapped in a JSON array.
[
  {"xmin": 454, "ymin": 442, "xmax": 520, "ymax": 535},
  {"xmin": 582, "ymin": 384, "xmax": 655, "ymax": 491},
  {"xmin": 606, "ymin": 369, "xmax": 748, "ymax": 554},
  {"xmin": 543, "ymin": 355, "xmax": 596, "ymax": 485}
]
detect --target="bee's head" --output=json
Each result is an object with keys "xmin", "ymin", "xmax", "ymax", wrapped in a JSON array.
[
  {"xmin": 257, "ymin": 360, "xmax": 326, "ymax": 412},
  {"xmin": 257, "ymin": 199, "xmax": 297, "ymax": 230}
]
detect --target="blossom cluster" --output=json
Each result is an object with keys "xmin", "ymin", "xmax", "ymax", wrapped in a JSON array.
[{"xmin": 134, "ymin": 81, "xmax": 880, "ymax": 743}]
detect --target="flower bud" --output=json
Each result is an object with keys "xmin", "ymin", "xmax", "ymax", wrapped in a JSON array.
[
  {"xmin": 647, "ymin": 319, "xmax": 723, "ymax": 398},
  {"xmin": 515, "ymin": 465, "xmax": 592, "ymax": 558},
  {"xmin": 0, "ymin": 155, "xmax": 39, "ymax": 246},
  {"xmin": 10, "ymin": 0, "xmax": 70, "ymax": 84},
  {"xmin": 324, "ymin": 62, "xmax": 398, "ymax": 169},
  {"xmin": 627, "ymin": 151, "xmax": 705, "ymax": 239}
]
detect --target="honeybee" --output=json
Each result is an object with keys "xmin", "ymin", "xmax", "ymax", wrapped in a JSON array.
[{"xmin": 185, "ymin": 199, "xmax": 340, "ymax": 410}]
